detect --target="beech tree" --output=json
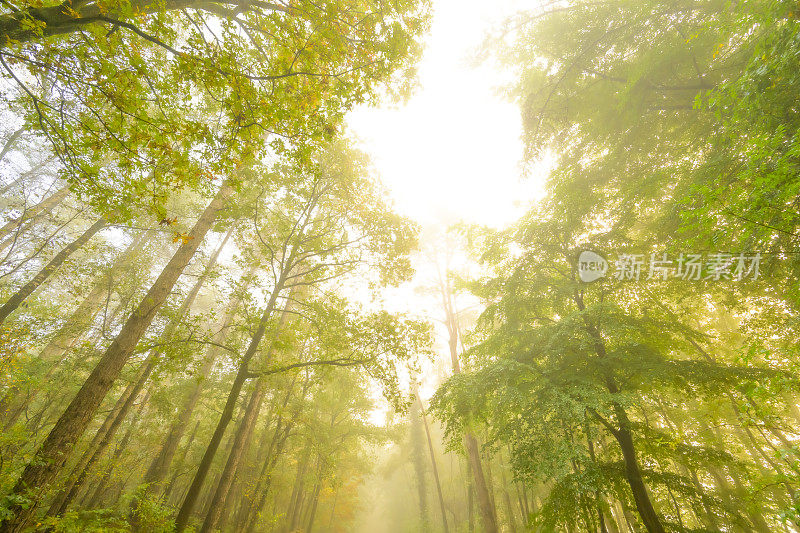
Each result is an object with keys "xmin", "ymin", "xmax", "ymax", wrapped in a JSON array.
[
  {"xmin": 429, "ymin": 2, "xmax": 800, "ymax": 532},
  {"xmin": 0, "ymin": 0, "xmax": 430, "ymax": 528}
]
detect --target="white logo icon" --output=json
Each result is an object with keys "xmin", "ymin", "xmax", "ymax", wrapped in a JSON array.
[{"xmin": 578, "ymin": 251, "xmax": 608, "ymax": 282}]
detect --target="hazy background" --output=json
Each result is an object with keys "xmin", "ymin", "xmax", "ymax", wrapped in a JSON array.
[{"xmin": 346, "ymin": 0, "xmax": 546, "ymax": 530}]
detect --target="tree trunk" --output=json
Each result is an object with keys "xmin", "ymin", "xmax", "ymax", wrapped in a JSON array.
[
  {"xmin": 85, "ymin": 389, "xmax": 151, "ymax": 509},
  {"xmin": 513, "ymin": 478, "xmax": 527, "ymax": 525},
  {"xmin": 0, "ymin": 217, "xmax": 106, "ymax": 327},
  {"xmin": 498, "ymin": 465, "xmax": 518, "ymax": 533},
  {"xmin": 0, "ymin": 229, "xmax": 150, "ymax": 429},
  {"xmin": 586, "ymin": 430, "xmax": 609, "ymax": 533},
  {"xmin": 241, "ymin": 421, "xmax": 291, "ymax": 532},
  {"xmin": 621, "ymin": 506, "xmax": 638, "ymax": 533},
  {"xmin": 285, "ymin": 446, "xmax": 311, "ymax": 532},
  {"xmin": 200, "ymin": 377, "xmax": 269, "ymax": 533},
  {"xmin": 163, "ymin": 419, "xmax": 201, "ymax": 505},
  {"xmin": 0, "ymin": 183, "xmax": 233, "ymax": 533},
  {"xmin": 48, "ymin": 354, "xmax": 157, "ymax": 515},
  {"xmin": 0, "ymin": 185, "xmax": 69, "ymax": 242},
  {"xmin": 409, "ymin": 394, "xmax": 429, "ymax": 530},
  {"xmin": 140, "ymin": 263, "xmax": 253, "ymax": 496},
  {"xmin": 326, "ymin": 492, "xmax": 338, "ymax": 533},
  {"xmin": 438, "ymin": 271, "xmax": 498, "ymax": 533},
  {"xmin": 240, "ymin": 380, "xmax": 302, "ymax": 532},
  {"xmin": 467, "ymin": 466, "xmax": 475, "ymax": 533},
  {"xmin": 417, "ymin": 392, "xmax": 449, "ymax": 533},
  {"xmin": 304, "ymin": 478, "xmax": 322, "ymax": 533},
  {"xmin": 463, "ymin": 433, "xmax": 498, "ymax": 533},
  {"xmin": 199, "ymin": 291, "xmax": 296, "ymax": 533},
  {"xmin": 174, "ymin": 268, "xmax": 286, "ymax": 532},
  {"xmin": 521, "ymin": 479, "xmax": 531, "ymax": 517},
  {"xmin": 0, "ymin": 126, "xmax": 24, "ymax": 162},
  {"xmin": 574, "ymin": 292, "xmax": 664, "ymax": 533},
  {"xmin": 44, "ymin": 361, "xmax": 143, "ymax": 514},
  {"xmin": 225, "ymin": 403, "xmax": 277, "ymax": 531},
  {"xmin": 708, "ymin": 465, "xmax": 770, "ymax": 532},
  {"xmin": 608, "ymin": 408, "xmax": 664, "ymax": 533},
  {"xmin": 50, "ymin": 224, "xmax": 231, "ymax": 517}
]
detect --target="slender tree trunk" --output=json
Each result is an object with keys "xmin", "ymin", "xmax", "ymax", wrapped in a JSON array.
[
  {"xmin": 285, "ymin": 446, "xmax": 311, "ymax": 532},
  {"xmin": 85, "ymin": 389, "xmax": 151, "ymax": 509},
  {"xmin": 0, "ymin": 185, "xmax": 69, "ymax": 242},
  {"xmin": 199, "ymin": 292, "xmax": 296, "ymax": 533},
  {"xmin": 0, "ymin": 126, "xmax": 24, "ymax": 162},
  {"xmin": 727, "ymin": 472, "xmax": 771, "ymax": 533},
  {"xmin": 484, "ymin": 452, "xmax": 498, "ymax": 512},
  {"xmin": 174, "ymin": 268, "xmax": 286, "ymax": 532},
  {"xmin": 463, "ymin": 433, "xmax": 498, "ymax": 533},
  {"xmin": 304, "ymin": 478, "xmax": 322, "ymax": 533},
  {"xmin": 0, "ymin": 230, "xmax": 150, "ymax": 429},
  {"xmin": 0, "ymin": 217, "xmax": 106, "ymax": 327},
  {"xmin": 437, "ymin": 270, "xmax": 498, "ymax": 533},
  {"xmin": 49, "ymin": 225, "xmax": 231, "ymax": 517},
  {"xmin": 0, "ymin": 183, "xmax": 233, "ymax": 533},
  {"xmin": 200, "ymin": 377, "xmax": 269, "ymax": 533},
  {"xmin": 498, "ymin": 465, "xmax": 518, "ymax": 533},
  {"xmin": 299, "ymin": 465, "xmax": 321, "ymax": 529},
  {"xmin": 242, "ymin": 422, "xmax": 291, "ymax": 532},
  {"xmin": 574, "ymin": 292, "xmax": 664, "ymax": 533},
  {"xmin": 620, "ymin": 504, "xmax": 638, "ymax": 533},
  {"xmin": 163, "ymin": 419, "xmax": 201, "ymax": 505},
  {"xmin": 660, "ymin": 302, "xmax": 799, "ymax": 518},
  {"xmin": 417, "ymin": 392, "xmax": 450, "ymax": 533},
  {"xmin": 44, "ymin": 378, "xmax": 137, "ymax": 513},
  {"xmin": 708, "ymin": 465, "xmax": 770, "ymax": 532},
  {"xmin": 606, "ymin": 405, "xmax": 663, "ymax": 533},
  {"xmin": 227, "ymin": 404, "xmax": 277, "ymax": 531},
  {"xmin": 409, "ymin": 394, "xmax": 429, "ymax": 530},
  {"xmin": 467, "ymin": 466, "xmax": 475, "ymax": 533},
  {"xmin": 46, "ymin": 351, "xmax": 154, "ymax": 516},
  {"xmin": 49, "ymin": 354, "xmax": 158, "ymax": 515},
  {"xmin": 602, "ymin": 401, "xmax": 662, "ymax": 531},
  {"xmin": 326, "ymin": 492, "xmax": 338, "ymax": 533},
  {"xmin": 241, "ymin": 381, "xmax": 302, "ymax": 532},
  {"xmin": 194, "ymin": 408, "xmax": 245, "ymax": 519},
  {"xmin": 140, "ymin": 263, "xmax": 253, "ymax": 497},
  {"xmin": 521, "ymin": 480, "xmax": 531, "ymax": 516},
  {"xmin": 605, "ymin": 506, "xmax": 622, "ymax": 533},
  {"xmin": 586, "ymin": 430, "xmax": 609, "ymax": 533},
  {"xmin": 686, "ymin": 467, "xmax": 719, "ymax": 530},
  {"xmin": 609, "ymin": 503, "xmax": 627, "ymax": 533},
  {"xmin": 513, "ymin": 479, "xmax": 526, "ymax": 525}
]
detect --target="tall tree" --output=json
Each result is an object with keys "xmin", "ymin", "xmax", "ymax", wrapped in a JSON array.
[
  {"xmin": 174, "ymin": 142, "xmax": 424, "ymax": 530},
  {"xmin": 0, "ymin": 216, "xmax": 107, "ymax": 327},
  {"xmin": 435, "ymin": 250, "xmax": 498, "ymax": 533}
]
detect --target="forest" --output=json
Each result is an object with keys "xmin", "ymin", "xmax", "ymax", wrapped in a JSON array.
[{"xmin": 0, "ymin": 0, "xmax": 799, "ymax": 531}]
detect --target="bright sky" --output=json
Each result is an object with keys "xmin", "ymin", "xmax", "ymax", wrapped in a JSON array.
[
  {"xmin": 346, "ymin": 0, "xmax": 549, "ymax": 422},
  {"xmin": 347, "ymin": 0, "xmax": 545, "ymax": 230}
]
